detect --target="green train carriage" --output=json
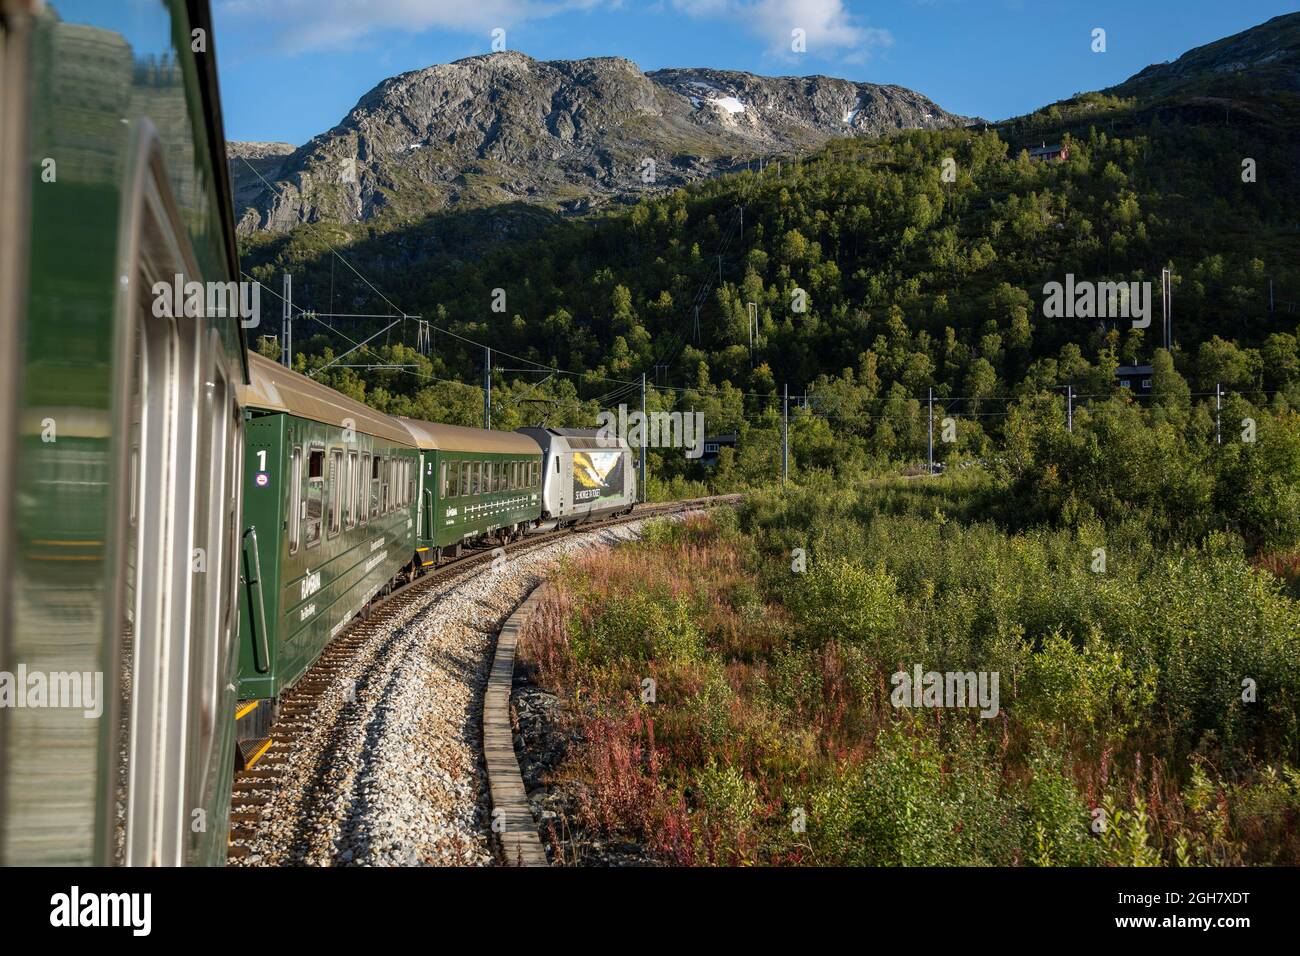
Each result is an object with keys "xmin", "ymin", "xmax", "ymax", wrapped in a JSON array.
[
  {"xmin": 232, "ymin": 364, "xmax": 548, "ymax": 760},
  {"xmin": 0, "ymin": 0, "xmax": 248, "ymax": 866},
  {"xmin": 233, "ymin": 352, "xmax": 420, "ymax": 758},
  {"xmin": 397, "ymin": 417, "xmax": 543, "ymax": 566}
]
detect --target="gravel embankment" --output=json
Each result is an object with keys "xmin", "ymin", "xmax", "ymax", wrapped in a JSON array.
[{"xmin": 232, "ymin": 518, "xmax": 666, "ymax": 867}]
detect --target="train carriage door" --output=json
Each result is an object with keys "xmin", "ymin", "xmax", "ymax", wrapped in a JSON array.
[
  {"xmin": 288, "ymin": 447, "xmax": 302, "ymax": 553},
  {"xmin": 104, "ymin": 124, "xmax": 213, "ymax": 866},
  {"xmin": 184, "ymin": 333, "xmax": 238, "ymax": 864},
  {"xmin": 427, "ymin": 455, "xmax": 443, "ymax": 542}
]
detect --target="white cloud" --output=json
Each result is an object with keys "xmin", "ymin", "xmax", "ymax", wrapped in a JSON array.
[
  {"xmin": 673, "ymin": 0, "xmax": 892, "ymax": 61},
  {"xmin": 217, "ymin": 0, "xmax": 599, "ymax": 53},
  {"xmin": 217, "ymin": 0, "xmax": 890, "ymax": 61}
]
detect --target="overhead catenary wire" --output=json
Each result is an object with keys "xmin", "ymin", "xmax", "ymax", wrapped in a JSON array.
[{"xmin": 238, "ymin": 156, "xmax": 644, "ymax": 390}]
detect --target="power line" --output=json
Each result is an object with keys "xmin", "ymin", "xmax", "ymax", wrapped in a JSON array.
[{"xmin": 238, "ymin": 155, "xmax": 645, "ymax": 390}]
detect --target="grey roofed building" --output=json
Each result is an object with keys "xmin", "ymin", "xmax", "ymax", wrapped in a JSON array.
[
  {"xmin": 1115, "ymin": 364, "xmax": 1154, "ymax": 396},
  {"xmin": 698, "ymin": 433, "xmax": 737, "ymax": 467}
]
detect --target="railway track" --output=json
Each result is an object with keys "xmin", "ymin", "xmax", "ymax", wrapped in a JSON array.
[{"xmin": 226, "ymin": 495, "xmax": 739, "ymax": 862}]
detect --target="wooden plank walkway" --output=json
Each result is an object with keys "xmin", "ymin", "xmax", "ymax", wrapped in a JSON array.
[{"xmin": 482, "ymin": 582, "xmax": 551, "ymax": 867}]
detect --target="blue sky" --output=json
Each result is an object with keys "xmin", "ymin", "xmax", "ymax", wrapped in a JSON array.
[{"xmin": 210, "ymin": 0, "xmax": 1299, "ymax": 144}]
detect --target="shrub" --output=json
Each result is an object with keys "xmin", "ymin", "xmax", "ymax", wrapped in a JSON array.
[{"xmin": 782, "ymin": 559, "xmax": 904, "ymax": 663}]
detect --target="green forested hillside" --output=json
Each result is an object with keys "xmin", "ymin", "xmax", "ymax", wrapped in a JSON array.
[{"xmin": 242, "ymin": 55, "xmax": 1300, "ymax": 531}]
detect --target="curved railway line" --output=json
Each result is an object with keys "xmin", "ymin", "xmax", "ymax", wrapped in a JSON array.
[{"xmin": 227, "ymin": 495, "xmax": 739, "ymax": 863}]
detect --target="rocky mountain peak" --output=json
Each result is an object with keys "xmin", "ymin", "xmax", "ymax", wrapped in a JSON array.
[{"xmin": 229, "ymin": 53, "xmax": 970, "ymax": 234}]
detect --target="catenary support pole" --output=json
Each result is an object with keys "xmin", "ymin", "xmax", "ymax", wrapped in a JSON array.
[
  {"xmin": 1216, "ymin": 383, "xmax": 1222, "ymax": 445},
  {"xmin": 782, "ymin": 383, "xmax": 789, "ymax": 485},
  {"xmin": 282, "ymin": 272, "xmax": 292, "ymax": 368},
  {"xmin": 927, "ymin": 387, "xmax": 934, "ymax": 474},
  {"xmin": 639, "ymin": 372, "xmax": 647, "ymax": 502}
]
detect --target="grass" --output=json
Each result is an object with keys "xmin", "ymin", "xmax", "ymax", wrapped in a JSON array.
[{"xmin": 518, "ymin": 475, "xmax": 1300, "ymax": 866}]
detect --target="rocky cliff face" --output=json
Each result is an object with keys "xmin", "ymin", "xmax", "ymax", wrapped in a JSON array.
[
  {"xmin": 1105, "ymin": 11, "xmax": 1300, "ymax": 100},
  {"xmin": 229, "ymin": 52, "xmax": 969, "ymax": 234}
]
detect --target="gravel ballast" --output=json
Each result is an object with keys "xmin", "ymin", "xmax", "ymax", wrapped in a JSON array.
[{"xmin": 231, "ymin": 518, "xmax": 671, "ymax": 867}]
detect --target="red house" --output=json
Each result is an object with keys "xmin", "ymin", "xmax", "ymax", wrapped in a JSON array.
[{"xmin": 1028, "ymin": 142, "xmax": 1070, "ymax": 162}]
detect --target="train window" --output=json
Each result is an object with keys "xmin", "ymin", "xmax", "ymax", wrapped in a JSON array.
[
  {"xmin": 473, "ymin": 462, "xmax": 483, "ymax": 496},
  {"xmin": 328, "ymin": 449, "xmax": 343, "ymax": 537},
  {"xmin": 512, "ymin": 461, "xmax": 520, "ymax": 490},
  {"xmin": 346, "ymin": 451, "xmax": 358, "ymax": 529},
  {"xmin": 440, "ymin": 461, "xmax": 448, "ymax": 498},
  {"xmin": 380, "ymin": 457, "xmax": 389, "ymax": 514},
  {"xmin": 359, "ymin": 453, "xmax": 370, "ymax": 525},
  {"xmin": 533, "ymin": 461, "xmax": 540, "ymax": 486},
  {"xmin": 370, "ymin": 454, "xmax": 380, "ymax": 519},
  {"xmin": 407, "ymin": 462, "xmax": 415, "ymax": 507},
  {"xmin": 289, "ymin": 446, "xmax": 303, "ymax": 553},
  {"xmin": 488, "ymin": 462, "xmax": 496, "ymax": 494},
  {"xmin": 305, "ymin": 448, "xmax": 324, "ymax": 547}
]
